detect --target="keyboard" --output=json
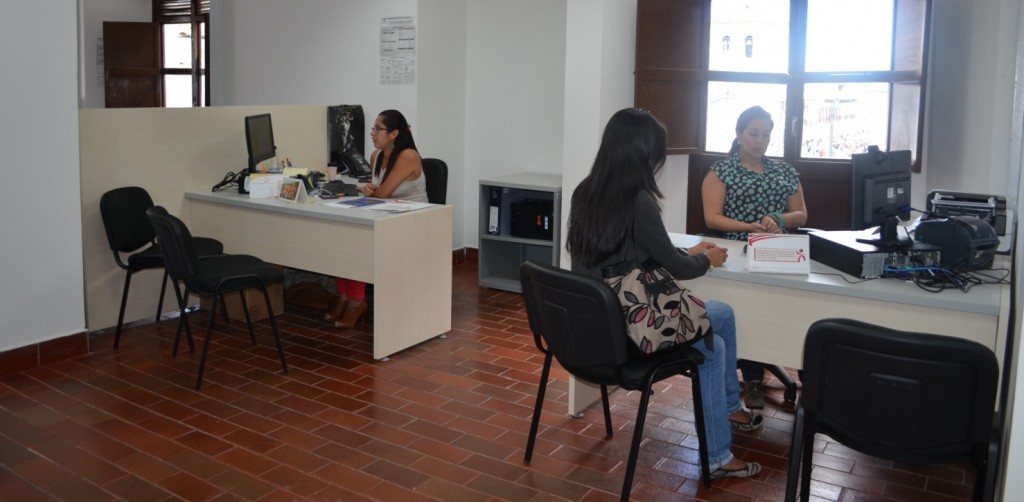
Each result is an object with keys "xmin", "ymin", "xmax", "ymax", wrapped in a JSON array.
[{"xmin": 320, "ymin": 180, "xmax": 361, "ymax": 197}]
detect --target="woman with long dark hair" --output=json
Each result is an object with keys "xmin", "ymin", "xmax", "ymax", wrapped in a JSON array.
[
  {"xmin": 568, "ymin": 108, "xmax": 762, "ymax": 480},
  {"xmin": 358, "ymin": 109, "xmax": 427, "ymax": 201}
]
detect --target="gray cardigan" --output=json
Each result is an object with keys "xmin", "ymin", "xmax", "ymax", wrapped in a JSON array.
[{"xmin": 570, "ymin": 191, "xmax": 712, "ymax": 280}]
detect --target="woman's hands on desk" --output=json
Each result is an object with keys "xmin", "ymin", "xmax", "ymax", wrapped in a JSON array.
[
  {"xmin": 688, "ymin": 241, "xmax": 728, "ymax": 269},
  {"xmin": 359, "ymin": 183, "xmax": 378, "ymax": 197}
]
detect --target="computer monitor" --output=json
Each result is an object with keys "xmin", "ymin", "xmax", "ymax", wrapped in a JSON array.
[
  {"xmin": 850, "ymin": 146, "xmax": 912, "ymax": 231},
  {"xmin": 245, "ymin": 113, "xmax": 276, "ymax": 172}
]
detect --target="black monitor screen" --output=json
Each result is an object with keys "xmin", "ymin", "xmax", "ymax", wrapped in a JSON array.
[
  {"xmin": 850, "ymin": 147, "xmax": 911, "ymax": 230},
  {"xmin": 245, "ymin": 113, "xmax": 276, "ymax": 172}
]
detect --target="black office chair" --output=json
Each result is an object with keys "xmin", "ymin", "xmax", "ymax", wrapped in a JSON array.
[
  {"xmin": 421, "ymin": 158, "xmax": 448, "ymax": 204},
  {"xmin": 785, "ymin": 318, "xmax": 999, "ymax": 502},
  {"xmin": 100, "ymin": 187, "xmax": 224, "ymax": 349},
  {"xmin": 146, "ymin": 206, "xmax": 288, "ymax": 391},
  {"xmin": 520, "ymin": 261, "xmax": 711, "ymax": 502}
]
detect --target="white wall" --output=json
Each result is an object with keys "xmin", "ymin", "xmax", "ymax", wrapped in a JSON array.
[
  {"xmin": 416, "ymin": 0, "xmax": 468, "ymax": 219},
  {"xmin": 559, "ymin": 0, "xmax": 640, "ymax": 265},
  {"xmin": 463, "ymin": 0, "xmax": 568, "ymax": 249},
  {"xmin": 212, "ymin": 0, "xmax": 416, "ymax": 126},
  {"xmin": 926, "ymin": 0, "xmax": 1017, "ymax": 197},
  {"xmin": 0, "ymin": 1, "xmax": 83, "ymax": 351}
]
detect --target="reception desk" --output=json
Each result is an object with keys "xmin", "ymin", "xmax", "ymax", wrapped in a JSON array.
[
  {"xmin": 567, "ymin": 233, "xmax": 1010, "ymax": 415},
  {"xmin": 184, "ymin": 190, "xmax": 453, "ymax": 361}
]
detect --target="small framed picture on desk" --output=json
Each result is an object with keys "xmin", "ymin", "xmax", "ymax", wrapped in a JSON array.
[{"xmin": 279, "ymin": 178, "xmax": 302, "ymax": 202}]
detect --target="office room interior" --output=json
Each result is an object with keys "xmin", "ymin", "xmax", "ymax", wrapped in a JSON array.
[{"xmin": 3, "ymin": 0, "xmax": 1024, "ymax": 499}]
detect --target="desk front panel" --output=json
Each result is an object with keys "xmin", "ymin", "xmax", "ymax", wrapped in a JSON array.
[
  {"xmin": 187, "ymin": 199, "xmax": 375, "ymax": 283},
  {"xmin": 187, "ymin": 197, "xmax": 454, "ymax": 360},
  {"xmin": 692, "ymin": 274, "xmax": 1000, "ymax": 369}
]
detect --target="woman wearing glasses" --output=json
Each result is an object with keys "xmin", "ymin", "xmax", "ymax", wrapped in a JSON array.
[
  {"xmin": 358, "ymin": 109, "xmax": 427, "ymax": 201},
  {"xmin": 325, "ymin": 109, "xmax": 428, "ymax": 328}
]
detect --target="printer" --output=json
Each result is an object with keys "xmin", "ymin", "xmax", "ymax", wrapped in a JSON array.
[
  {"xmin": 913, "ymin": 215, "xmax": 999, "ymax": 271},
  {"xmin": 927, "ymin": 190, "xmax": 1013, "ymax": 253}
]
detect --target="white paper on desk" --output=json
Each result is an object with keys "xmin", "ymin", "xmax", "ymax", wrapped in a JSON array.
[
  {"xmin": 746, "ymin": 233, "xmax": 810, "ymax": 274},
  {"xmin": 248, "ymin": 174, "xmax": 285, "ymax": 199},
  {"xmin": 361, "ymin": 200, "xmax": 431, "ymax": 213}
]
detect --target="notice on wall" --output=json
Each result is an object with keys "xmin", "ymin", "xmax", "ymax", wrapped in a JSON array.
[{"xmin": 380, "ymin": 16, "xmax": 416, "ymax": 85}]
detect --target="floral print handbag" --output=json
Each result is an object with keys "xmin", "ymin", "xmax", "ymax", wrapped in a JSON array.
[{"xmin": 602, "ymin": 258, "xmax": 714, "ymax": 354}]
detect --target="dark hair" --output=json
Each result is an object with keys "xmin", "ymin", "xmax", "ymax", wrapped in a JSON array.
[
  {"xmin": 373, "ymin": 109, "xmax": 418, "ymax": 183},
  {"xmin": 728, "ymin": 105, "xmax": 774, "ymax": 157},
  {"xmin": 567, "ymin": 108, "xmax": 667, "ymax": 267}
]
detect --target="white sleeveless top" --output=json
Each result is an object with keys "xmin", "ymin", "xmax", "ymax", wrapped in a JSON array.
[{"xmin": 372, "ymin": 164, "xmax": 428, "ymax": 202}]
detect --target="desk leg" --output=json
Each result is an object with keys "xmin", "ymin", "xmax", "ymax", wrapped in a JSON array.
[{"xmin": 568, "ymin": 376, "xmax": 602, "ymax": 417}]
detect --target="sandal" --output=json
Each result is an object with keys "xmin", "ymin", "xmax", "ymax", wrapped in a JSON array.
[
  {"xmin": 729, "ymin": 410, "xmax": 763, "ymax": 432},
  {"xmin": 324, "ymin": 297, "xmax": 348, "ymax": 322},
  {"xmin": 710, "ymin": 461, "xmax": 762, "ymax": 480}
]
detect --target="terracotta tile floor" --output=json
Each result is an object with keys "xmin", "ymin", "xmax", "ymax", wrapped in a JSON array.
[{"xmin": 0, "ymin": 261, "xmax": 978, "ymax": 501}]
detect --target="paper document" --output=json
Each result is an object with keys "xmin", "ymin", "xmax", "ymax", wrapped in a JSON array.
[
  {"xmin": 248, "ymin": 174, "xmax": 285, "ymax": 199},
  {"xmin": 361, "ymin": 200, "xmax": 431, "ymax": 213},
  {"xmin": 746, "ymin": 233, "xmax": 810, "ymax": 274},
  {"xmin": 333, "ymin": 197, "xmax": 386, "ymax": 207}
]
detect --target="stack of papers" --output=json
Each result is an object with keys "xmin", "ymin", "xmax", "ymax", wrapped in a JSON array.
[
  {"xmin": 335, "ymin": 197, "xmax": 386, "ymax": 207},
  {"xmin": 328, "ymin": 198, "xmax": 431, "ymax": 213}
]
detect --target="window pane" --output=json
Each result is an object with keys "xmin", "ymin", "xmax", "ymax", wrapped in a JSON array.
[
  {"xmin": 801, "ymin": 83, "xmax": 889, "ymax": 159},
  {"xmin": 164, "ymin": 75, "xmax": 192, "ymax": 107},
  {"xmin": 163, "ymin": 23, "xmax": 192, "ymax": 69},
  {"xmin": 199, "ymin": 22, "xmax": 206, "ymax": 70},
  {"xmin": 706, "ymin": 82, "xmax": 787, "ymax": 157},
  {"xmin": 709, "ymin": 0, "xmax": 789, "ymax": 73},
  {"xmin": 806, "ymin": 0, "xmax": 893, "ymax": 72},
  {"xmin": 200, "ymin": 75, "xmax": 206, "ymax": 107}
]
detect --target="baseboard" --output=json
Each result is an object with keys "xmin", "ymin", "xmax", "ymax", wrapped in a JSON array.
[{"xmin": 0, "ymin": 331, "xmax": 88, "ymax": 378}]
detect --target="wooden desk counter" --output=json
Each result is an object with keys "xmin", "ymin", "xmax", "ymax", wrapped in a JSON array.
[{"xmin": 185, "ymin": 190, "xmax": 453, "ymax": 361}]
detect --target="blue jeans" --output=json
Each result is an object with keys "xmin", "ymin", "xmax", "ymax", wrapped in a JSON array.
[{"xmin": 693, "ymin": 300, "xmax": 742, "ymax": 471}]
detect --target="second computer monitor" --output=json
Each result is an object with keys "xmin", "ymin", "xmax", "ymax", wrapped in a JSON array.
[{"xmin": 850, "ymin": 147, "xmax": 912, "ymax": 230}]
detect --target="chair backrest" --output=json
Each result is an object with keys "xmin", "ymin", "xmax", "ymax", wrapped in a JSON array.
[
  {"xmin": 145, "ymin": 206, "xmax": 201, "ymax": 285},
  {"xmin": 421, "ymin": 158, "xmax": 448, "ymax": 204},
  {"xmin": 802, "ymin": 318, "xmax": 999, "ymax": 464},
  {"xmin": 520, "ymin": 260, "xmax": 630, "ymax": 371},
  {"xmin": 100, "ymin": 186, "xmax": 157, "ymax": 253}
]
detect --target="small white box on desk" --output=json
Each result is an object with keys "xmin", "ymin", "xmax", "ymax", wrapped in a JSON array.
[
  {"xmin": 248, "ymin": 174, "xmax": 284, "ymax": 199},
  {"xmin": 747, "ymin": 233, "xmax": 810, "ymax": 274}
]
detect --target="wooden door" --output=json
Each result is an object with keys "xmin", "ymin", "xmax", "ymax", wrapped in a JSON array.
[{"xmin": 103, "ymin": 22, "xmax": 161, "ymax": 108}]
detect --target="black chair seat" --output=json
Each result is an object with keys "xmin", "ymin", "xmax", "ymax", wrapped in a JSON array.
[
  {"xmin": 520, "ymin": 260, "xmax": 711, "ymax": 502},
  {"xmin": 566, "ymin": 343, "xmax": 704, "ymax": 390},
  {"xmin": 189, "ymin": 255, "xmax": 283, "ymax": 295}
]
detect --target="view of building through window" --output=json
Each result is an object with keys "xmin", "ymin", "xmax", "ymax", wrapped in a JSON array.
[
  {"xmin": 706, "ymin": 0, "xmax": 896, "ymax": 160},
  {"xmin": 162, "ymin": 22, "xmax": 205, "ymax": 107}
]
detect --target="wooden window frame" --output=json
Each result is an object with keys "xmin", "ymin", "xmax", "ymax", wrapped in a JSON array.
[
  {"xmin": 635, "ymin": 0, "xmax": 931, "ymax": 232},
  {"xmin": 153, "ymin": 0, "xmax": 209, "ymax": 107}
]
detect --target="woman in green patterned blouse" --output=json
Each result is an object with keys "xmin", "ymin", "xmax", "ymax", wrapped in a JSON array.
[{"xmin": 702, "ymin": 105, "xmax": 807, "ymax": 242}]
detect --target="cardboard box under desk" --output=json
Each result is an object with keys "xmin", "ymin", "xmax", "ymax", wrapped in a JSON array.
[{"xmin": 198, "ymin": 283, "xmax": 285, "ymax": 321}]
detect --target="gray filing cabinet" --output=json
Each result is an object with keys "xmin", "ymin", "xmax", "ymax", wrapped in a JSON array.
[{"xmin": 478, "ymin": 173, "xmax": 562, "ymax": 293}]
